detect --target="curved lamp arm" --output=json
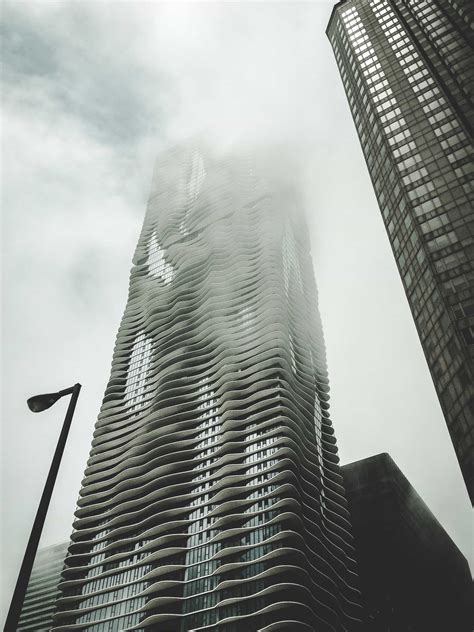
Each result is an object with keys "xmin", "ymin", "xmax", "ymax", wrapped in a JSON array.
[{"xmin": 4, "ymin": 383, "xmax": 81, "ymax": 632}]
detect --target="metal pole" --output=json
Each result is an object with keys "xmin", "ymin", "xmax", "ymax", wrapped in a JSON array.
[{"xmin": 4, "ymin": 383, "xmax": 81, "ymax": 632}]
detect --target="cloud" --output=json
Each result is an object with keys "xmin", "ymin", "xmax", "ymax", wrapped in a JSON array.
[{"xmin": 1, "ymin": 1, "xmax": 471, "ymax": 624}]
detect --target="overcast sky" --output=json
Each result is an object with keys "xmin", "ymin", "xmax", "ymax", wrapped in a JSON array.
[{"xmin": 1, "ymin": 1, "xmax": 472, "ymax": 624}]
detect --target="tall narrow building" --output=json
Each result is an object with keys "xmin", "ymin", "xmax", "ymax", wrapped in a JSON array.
[
  {"xmin": 52, "ymin": 146, "xmax": 362, "ymax": 631},
  {"xmin": 18, "ymin": 542, "xmax": 68, "ymax": 632},
  {"xmin": 327, "ymin": 0, "xmax": 474, "ymax": 502}
]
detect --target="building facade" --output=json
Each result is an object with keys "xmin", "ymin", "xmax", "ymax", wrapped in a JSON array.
[
  {"xmin": 51, "ymin": 146, "xmax": 362, "ymax": 631},
  {"xmin": 326, "ymin": 0, "xmax": 474, "ymax": 503},
  {"xmin": 342, "ymin": 453, "xmax": 472, "ymax": 631},
  {"xmin": 18, "ymin": 542, "xmax": 69, "ymax": 632}
]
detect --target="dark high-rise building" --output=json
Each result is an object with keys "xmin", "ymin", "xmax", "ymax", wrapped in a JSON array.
[
  {"xmin": 342, "ymin": 453, "xmax": 472, "ymax": 631},
  {"xmin": 326, "ymin": 0, "xmax": 474, "ymax": 503},
  {"xmin": 18, "ymin": 542, "xmax": 68, "ymax": 632},
  {"xmin": 51, "ymin": 146, "xmax": 362, "ymax": 631}
]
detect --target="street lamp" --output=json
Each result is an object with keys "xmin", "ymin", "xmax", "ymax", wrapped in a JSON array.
[{"xmin": 4, "ymin": 383, "xmax": 81, "ymax": 632}]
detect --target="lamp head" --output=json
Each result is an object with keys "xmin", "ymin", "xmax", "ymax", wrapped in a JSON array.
[{"xmin": 27, "ymin": 392, "xmax": 63, "ymax": 413}]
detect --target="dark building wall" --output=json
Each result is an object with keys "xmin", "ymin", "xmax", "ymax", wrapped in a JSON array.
[
  {"xmin": 342, "ymin": 453, "xmax": 472, "ymax": 631},
  {"xmin": 392, "ymin": 0, "xmax": 473, "ymax": 133},
  {"xmin": 327, "ymin": 0, "xmax": 474, "ymax": 503},
  {"xmin": 18, "ymin": 542, "xmax": 68, "ymax": 632},
  {"xmin": 52, "ymin": 146, "xmax": 362, "ymax": 631}
]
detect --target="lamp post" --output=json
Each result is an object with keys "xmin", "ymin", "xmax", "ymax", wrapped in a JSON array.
[{"xmin": 4, "ymin": 383, "xmax": 81, "ymax": 632}]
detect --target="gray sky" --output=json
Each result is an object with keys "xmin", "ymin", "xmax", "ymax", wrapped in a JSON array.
[{"xmin": 1, "ymin": 1, "xmax": 472, "ymax": 624}]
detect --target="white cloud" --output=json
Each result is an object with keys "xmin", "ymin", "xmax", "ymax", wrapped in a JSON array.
[{"xmin": 1, "ymin": 1, "xmax": 471, "ymax": 624}]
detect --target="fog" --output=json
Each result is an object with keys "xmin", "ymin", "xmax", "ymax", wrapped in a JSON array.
[{"xmin": 1, "ymin": 1, "xmax": 472, "ymax": 624}]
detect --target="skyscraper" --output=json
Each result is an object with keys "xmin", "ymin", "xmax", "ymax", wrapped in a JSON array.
[
  {"xmin": 18, "ymin": 542, "xmax": 68, "ymax": 632},
  {"xmin": 51, "ymin": 146, "xmax": 362, "ymax": 631},
  {"xmin": 342, "ymin": 453, "xmax": 472, "ymax": 630},
  {"xmin": 327, "ymin": 0, "xmax": 474, "ymax": 502}
]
